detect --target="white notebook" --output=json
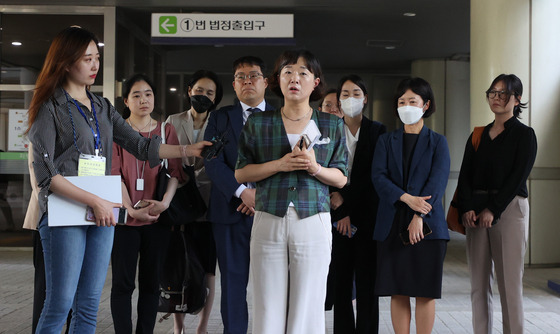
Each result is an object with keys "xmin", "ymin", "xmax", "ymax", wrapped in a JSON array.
[{"xmin": 47, "ymin": 175, "xmax": 122, "ymax": 226}]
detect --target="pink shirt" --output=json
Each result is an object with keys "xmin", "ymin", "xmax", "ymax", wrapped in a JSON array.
[{"xmin": 111, "ymin": 122, "xmax": 184, "ymax": 226}]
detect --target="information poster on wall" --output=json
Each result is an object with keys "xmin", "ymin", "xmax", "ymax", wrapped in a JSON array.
[{"xmin": 8, "ymin": 109, "xmax": 29, "ymax": 151}]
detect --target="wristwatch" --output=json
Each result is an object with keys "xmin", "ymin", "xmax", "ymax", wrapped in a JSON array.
[{"xmin": 414, "ymin": 211, "xmax": 426, "ymax": 218}]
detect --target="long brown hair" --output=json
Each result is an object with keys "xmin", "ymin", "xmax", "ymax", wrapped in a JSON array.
[{"xmin": 26, "ymin": 26, "xmax": 99, "ymax": 134}]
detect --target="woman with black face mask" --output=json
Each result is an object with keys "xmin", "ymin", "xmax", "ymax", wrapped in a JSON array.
[{"xmin": 165, "ymin": 69, "xmax": 223, "ymax": 334}]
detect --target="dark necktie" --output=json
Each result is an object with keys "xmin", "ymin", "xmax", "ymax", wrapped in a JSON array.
[{"xmin": 246, "ymin": 107, "xmax": 262, "ymax": 189}]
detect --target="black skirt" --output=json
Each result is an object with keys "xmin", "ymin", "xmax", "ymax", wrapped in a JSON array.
[{"xmin": 375, "ymin": 206, "xmax": 447, "ymax": 299}]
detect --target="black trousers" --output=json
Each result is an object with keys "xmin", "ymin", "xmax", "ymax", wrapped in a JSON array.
[
  {"xmin": 110, "ymin": 223, "xmax": 170, "ymax": 334},
  {"xmin": 332, "ymin": 227, "xmax": 379, "ymax": 334},
  {"xmin": 32, "ymin": 230, "xmax": 45, "ymax": 333},
  {"xmin": 32, "ymin": 230, "xmax": 71, "ymax": 334}
]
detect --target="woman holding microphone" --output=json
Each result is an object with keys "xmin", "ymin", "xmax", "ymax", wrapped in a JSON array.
[{"xmin": 26, "ymin": 26, "xmax": 207, "ymax": 333}]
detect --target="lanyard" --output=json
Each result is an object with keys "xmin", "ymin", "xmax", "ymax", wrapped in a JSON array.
[
  {"xmin": 129, "ymin": 119, "xmax": 152, "ymax": 184},
  {"xmin": 64, "ymin": 90, "xmax": 102, "ymax": 156}
]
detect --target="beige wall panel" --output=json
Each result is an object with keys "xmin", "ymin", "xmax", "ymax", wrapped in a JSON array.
[
  {"xmin": 411, "ymin": 59, "xmax": 446, "ymax": 134},
  {"xmin": 531, "ymin": 0, "xmax": 560, "ymax": 168},
  {"xmin": 529, "ymin": 180, "xmax": 560, "ymax": 264},
  {"xmin": 471, "ymin": 0, "xmax": 530, "ymax": 128}
]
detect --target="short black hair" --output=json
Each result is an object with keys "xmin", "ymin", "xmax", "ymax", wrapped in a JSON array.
[
  {"xmin": 337, "ymin": 74, "xmax": 368, "ymax": 110},
  {"xmin": 232, "ymin": 55, "xmax": 266, "ymax": 75},
  {"xmin": 268, "ymin": 49, "xmax": 325, "ymax": 102},
  {"xmin": 486, "ymin": 74, "xmax": 527, "ymax": 118},
  {"xmin": 393, "ymin": 77, "xmax": 436, "ymax": 118},
  {"xmin": 187, "ymin": 69, "xmax": 223, "ymax": 111},
  {"xmin": 122, "ymin": 73, "xmax": 155, "ymax": 119},
  {"xmin": 318, "ymin": 88, "xmax": 338, "ymax": 107}
]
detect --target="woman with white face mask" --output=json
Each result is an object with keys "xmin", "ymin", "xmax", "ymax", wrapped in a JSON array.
[
  {"xmin": 330, "ymin": 74, "xmax": 386, "ymax": 333},
  {"xmin": 371, "ymin": 77, "xmax": 450, "ymax": 334}
]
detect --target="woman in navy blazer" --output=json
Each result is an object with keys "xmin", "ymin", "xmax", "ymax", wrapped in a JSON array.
[{"xmin": 372, "ymin": 77, "xmax": 450, "ymax": 334}]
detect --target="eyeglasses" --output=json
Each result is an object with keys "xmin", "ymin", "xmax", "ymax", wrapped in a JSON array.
[
  {"xmin": 322, "ymin": 103, "xmax": 338, "ymax": 110},
  {"xmin": 486, "ymin": 90, "xmax": 512, "ymax": 100},
  {"xmin": 234, "ymin": 72, "xmax": 264, "ymax": 81}
]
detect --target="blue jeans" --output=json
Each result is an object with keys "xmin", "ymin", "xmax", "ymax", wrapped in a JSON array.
[{"xmin": 36, "ymin": 215, "xmax": 114, "ymax": 334}]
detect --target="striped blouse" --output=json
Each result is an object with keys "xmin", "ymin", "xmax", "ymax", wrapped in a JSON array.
[{"xmin": 28, "ymin": 87, "xmax": 162, "ymax": 217}]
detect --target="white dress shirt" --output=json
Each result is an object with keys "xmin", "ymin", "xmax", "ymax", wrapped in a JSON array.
[{"xmin": 344, "ymin": 124, "xmax": 360, "ymax": 184}]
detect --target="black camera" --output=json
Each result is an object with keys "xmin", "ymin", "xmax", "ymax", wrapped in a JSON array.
[{"xmin": 201, "ymin": 132, "xmax": 229, "ymax": 160}]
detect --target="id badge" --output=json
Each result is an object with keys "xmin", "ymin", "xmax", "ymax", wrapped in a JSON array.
[
  {"xmin": 136, "ymin": 179, "xmax": 144, "ymax": 191},
  {"xmin": 78, "ymin": 154, "xmax": 106, "ymax": 176}
]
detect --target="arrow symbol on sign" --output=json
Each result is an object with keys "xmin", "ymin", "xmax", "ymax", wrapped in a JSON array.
[{"xmin": 161, "ymin": 18, "xmax": 175, "ymax": 33}]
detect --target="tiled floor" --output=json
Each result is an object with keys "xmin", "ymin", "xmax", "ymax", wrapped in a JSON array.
[{"xmin": 1, "ymin": 232, "xmax": 560, "ymax": 333}]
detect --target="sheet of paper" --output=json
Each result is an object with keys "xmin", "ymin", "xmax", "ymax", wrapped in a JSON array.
[
  {"xmin": 47, "ymin": 175, "xmax": 122, "ymax": 226},
  {"xmin": 301, "ymin": 120, "xmax": 322, "ymax": 150}
]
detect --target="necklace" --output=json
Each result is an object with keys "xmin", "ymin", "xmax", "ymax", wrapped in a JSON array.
[
  {"xmin": 128, "ymin": 117, "xmax": 152, "ymax": 132},
  {"xmin": 281, "ymin": 107, "xmax": 312, "ymax": 122}
]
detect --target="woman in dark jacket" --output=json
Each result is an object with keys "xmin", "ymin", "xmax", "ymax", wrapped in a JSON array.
[
  {"xmin": 457, "ymin": 74, "xmax": 537, "ymax": 334},
  {"xmin": 330, "ymin": 74, "xmax": 386, "ymax": 333},
  {"xmin": 372, "ymin": 77, "xmax": 450, "ymax": 334}
]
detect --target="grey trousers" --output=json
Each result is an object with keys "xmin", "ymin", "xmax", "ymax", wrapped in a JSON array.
[{"xmin": 466, "ymin": 196, "xmax": 529, "ymax": 334}]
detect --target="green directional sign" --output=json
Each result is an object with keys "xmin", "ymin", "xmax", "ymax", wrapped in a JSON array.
[
  {"xmin": 151, "ymin": 13, "xmax": 295, "ymax": 40},
  {"xmin": 159, "ymin": 16, "xmax": 177, "ymax": 34}
]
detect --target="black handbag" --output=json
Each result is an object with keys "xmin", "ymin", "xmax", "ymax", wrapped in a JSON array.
[
  {"xmin": 158, "ymin": 227, "xmax": 207, "ymax": 315},
  {"xmin": 155, "ymin": 123, "xmax": 207, "ymax": 226}
]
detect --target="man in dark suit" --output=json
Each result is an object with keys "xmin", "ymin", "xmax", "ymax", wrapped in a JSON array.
[{"xmin": 204, "ymin": 56, "xmax": 274, "ymax": 334}]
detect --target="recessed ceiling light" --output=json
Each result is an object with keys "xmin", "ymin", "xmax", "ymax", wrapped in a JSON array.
[
  {"xmin": 169, "ymin": 87, "xmax": 177, "ymax": 92},
  {"xmin": 98, "ymin": 42, "xmax": 105, "ymax": 47},
  {"xmin": 403, "ymin": 12, "xmax": 416, "ymax": 17},
  {"xmin": 12, "ymin": 41, "xmax": 22, "ymax": 46},
  {"xmin": 385, "ymin": 46, "xmax": 396, "ymax": 50},
  {"xmin": 366, "ymin": 39, "xmax": 402, "ymax": 48}
]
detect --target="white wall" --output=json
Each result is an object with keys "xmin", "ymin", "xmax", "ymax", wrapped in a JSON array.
[
  {"xmin": 528, "ymin": 0, "xmax": 560, "ymax": 265},
  {"xmin": 469, "ymin": 0, "xmax": 560, "ymax": 265}
]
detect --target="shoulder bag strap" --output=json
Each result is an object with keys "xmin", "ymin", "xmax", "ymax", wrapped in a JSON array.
[
  {"xmin": 161, "ymin": 122, "xmax": 168, "ymax": 169},
  {"xmin": 472, "ymin": 126, "xmax": 485, "ymax": 151}
]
